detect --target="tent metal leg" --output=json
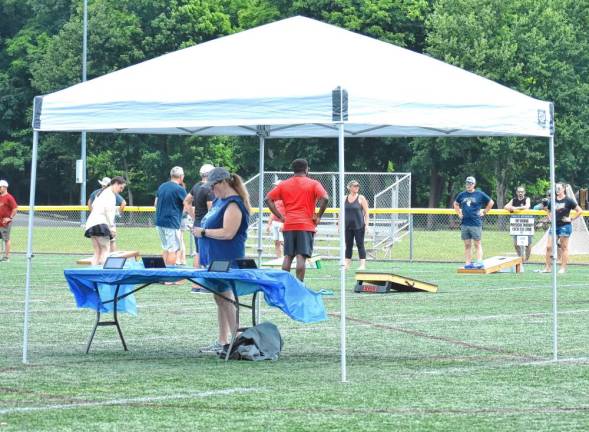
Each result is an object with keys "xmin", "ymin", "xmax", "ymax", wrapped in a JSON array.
[
  {"xmin": 338, "ymin": 121, "xmax": 347, "ymax": 382},
  {"xmin": 22, "ymin": 130, "xmax": 40, "ymax": 364},
  {"xmin": 548, "ymin": 135, "xmax": 558, "ymax": 361}
]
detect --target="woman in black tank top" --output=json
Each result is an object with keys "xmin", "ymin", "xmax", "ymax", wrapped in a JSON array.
[{"xmin": 342, "ymin": 180, "xmax": 370, "ymax": 270}]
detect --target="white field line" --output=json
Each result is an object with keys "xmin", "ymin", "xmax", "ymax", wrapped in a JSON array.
[{"xmin": 0, "ymin": 387, "xmax": 261, "ymax": 416}]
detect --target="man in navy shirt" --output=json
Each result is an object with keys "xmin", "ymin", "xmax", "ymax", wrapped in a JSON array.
[
  {"xmin": 155, "ymin": 166, "xmax": 187, "ymax": 265},
  {"xmin": 453, "ymin": 176, "xmax": 494, "ymax": 269}
]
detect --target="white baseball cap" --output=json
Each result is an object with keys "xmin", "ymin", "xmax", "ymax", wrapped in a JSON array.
[
  {"xmin": 465, "ymin": 176, "xmax": 476, "ymax": 184},
  {"xmin": 199, "ymin": 164, "xmax": 215, "ymax": 176},
  {"xmin": 98, "ymin": 177, "xmax": 111, "ymax": 187},
  {"xmin": 0, "ymin": 180, "xmax": 8, "ymax": 187}
]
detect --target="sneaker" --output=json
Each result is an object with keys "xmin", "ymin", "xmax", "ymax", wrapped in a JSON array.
[
  {"xmin": 464, "ymin": 263, "xmax": 474, "ymax": 269},
  {"xmin": 473, "ymin": 263, "xmax": 484, "ymax": 269},
  {"xmin": 1, "ymin": 256, "xmax": 9, "ymax": 262},
  {"xmin": 558, "ymin": 268, "xmax": 566, "ymax": 274},
  {"xmin": 198, "ymin": 340, "xmax": 223, "ymax": 354}
]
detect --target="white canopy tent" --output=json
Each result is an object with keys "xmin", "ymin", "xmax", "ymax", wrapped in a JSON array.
[{"xmin": 26, "ymin": 16, "xmax": 559, "ymax": 379}]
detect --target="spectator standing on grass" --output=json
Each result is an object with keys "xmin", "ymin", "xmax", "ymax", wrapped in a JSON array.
[
  {"xmin": 541, "ymin": 183, "xmax": 583, "ymax": 274},
  {"xmin": 84, "ymin": 177, "xmax": 126, "ymax": 265},
  {"xmin": 265, "ymin": 180, "xmax": 285, "ymax": 259},
  {"xmin": 453, "ymin": 176, "xmax": 494, "ymax": 269},
  {"xmin": 266, "ymin": 159, "xmax": 329, "ymax": 281},
  {"xmin": 88, "ymin": 176, "xmax": 126, "ymax": 252},
  {"xmin": 183, "ymin": 164, "xmax": 215, "ymax": 275},
  {"xmin": 0, "ymin": 180, "xmax": 18, "ymax": 262},
  {"xmin": 504, "ymin": 186, "xmax": 532, "ymax": 262},
  {"xmin": 155, "ymin": 166, "xmax": 187, "ymax": 266},
  {"xmin": 340, "ymin": 179, "xmax": 370, "ymax": 271},
  {"xmin": 193, "ymin": 167, "xmax": 251, "ymax": 353}
]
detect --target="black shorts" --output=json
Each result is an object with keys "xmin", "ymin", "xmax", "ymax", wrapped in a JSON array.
[
  {"xmin": 283, "ymin": 231, "xmax": 314, "ymax": 258},
  {"xmin": 84, "ymin": 224, "xmax": 113, "ymax": 240}
]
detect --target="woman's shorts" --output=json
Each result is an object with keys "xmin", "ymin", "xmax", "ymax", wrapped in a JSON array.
[
  {"xmin": 84, "ymin": 224, "xmax": 114, "ymax": 240},
  {"xmin": 549, "ymin": 223, "xmax": 572, "ymax": 237},
  {"xmin": 270, "ymin": 221, "xmax": 284, "ymax": 241}
]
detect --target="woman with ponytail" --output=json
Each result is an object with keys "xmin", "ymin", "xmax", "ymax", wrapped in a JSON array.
[{"xmin": 193, "ymin": 167, "xmax": 251, "ymax": 353}]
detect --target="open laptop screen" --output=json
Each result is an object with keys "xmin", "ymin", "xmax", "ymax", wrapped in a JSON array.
[
  {"xmin": 208, "ymin": 260, "xmax": 231, "ymax": 272},
  {"xmin": 103, "ymin": 256, "xmax": 127, "ymax": 269},
  {"xmin": 142, "ymin": 256, "xmax": 166, "ymax": 268}
]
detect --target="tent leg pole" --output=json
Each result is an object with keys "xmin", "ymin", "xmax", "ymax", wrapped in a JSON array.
[
  {"xmin": 548, "ymin": 135, "xmax": 558, "ymax": 361},
  {"xmin": 338, "ymin": 122, "xmax": 347, "ymax": 383},
  {"xmin": 256, "ymin": 130, "xmax": 266, "ymax": 324},
  {"xmin": 23, "ymin": 130, "xmax": 39, "ymax": 364}
]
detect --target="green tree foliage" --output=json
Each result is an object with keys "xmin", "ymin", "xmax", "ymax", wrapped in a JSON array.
[
  {"xmin": 425, "ymin": 0, "xmax": 589, "ymax": 206},
  {"xmin": 1, "ymin": 0, "xmax": 588, "ymax": 207}
]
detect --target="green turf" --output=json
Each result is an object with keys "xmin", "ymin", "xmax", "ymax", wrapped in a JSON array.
[
  {"xmin": 9, "ymin": 226, "xmax": 589, "ymax": 264},
  {"xmin": 1, "ymin": 256, "xmax": 589, "ymax": 431}
]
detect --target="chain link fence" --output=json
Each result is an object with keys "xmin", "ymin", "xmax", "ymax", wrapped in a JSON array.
[{"xmin": 10, "ymin": 206, "xmax": 589, "ymax": 264}]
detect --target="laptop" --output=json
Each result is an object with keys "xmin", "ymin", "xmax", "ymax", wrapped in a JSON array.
[
  {"xmin": 142, "ymin": 256, "xmax": 167, "ymax": 268},
  {"xmin": 235, "ymin": 258, "xmax": 257, "ymax": 269},
  {"xmin": 207, "ymin": 260, "xmax": 231, "ymax": 272},
  {"xmin": 103, "ymin": 256, "xmax": 127, "ymax": 269}
]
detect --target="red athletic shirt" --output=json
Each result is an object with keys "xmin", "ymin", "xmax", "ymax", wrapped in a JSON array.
[
  {"xmin": 267, "ymin": 176, "xmax": 328, "ymax": 232},
  {"xmin": 0, "ymin": 193, "xmax": 18, "ymax": 227}
]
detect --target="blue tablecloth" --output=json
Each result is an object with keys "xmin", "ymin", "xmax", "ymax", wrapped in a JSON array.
[{"xmin": 64, "ymin": 266, "xmax": 327, "ymax": 323}]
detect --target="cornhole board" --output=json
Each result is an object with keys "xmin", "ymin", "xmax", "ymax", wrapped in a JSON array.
[
  {"xmin": 457, "ymin": 255, "xmax": 522, "ymax": 274},
  {"xmin": 76, "ymin": 250, "xmax": 140, "ymax": 265},
  {"xmin": 263, "ymin": 255, "xmax": 322, "ymax": 269},
  {"xmin": 354, "ymin": 271, "xmax": 438, "ymax": 293}
]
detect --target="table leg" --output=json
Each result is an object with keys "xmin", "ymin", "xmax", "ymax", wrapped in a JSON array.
[
  {"xmin": 85, "ymin": 310, "xmax": 101, "ymax": 354},
  {"xmin": 86, "ymin": 284, "xmax": 128, "ymax": 353}
]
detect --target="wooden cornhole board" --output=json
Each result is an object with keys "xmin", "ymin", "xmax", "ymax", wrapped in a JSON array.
[
  {"xmin": 354, "ymin": 271, "xmax": 438, "ymax": 293},
  {"xmin": 263, "ymin": 255, "xmax": 322, "ymax": 269},
  {"xmin": 76, "ymin": 250, "xmax": 140, "ymax": 265},
  {"xmin": 457, "ymin": 255, "xmax": 522, "ymax": 274}
]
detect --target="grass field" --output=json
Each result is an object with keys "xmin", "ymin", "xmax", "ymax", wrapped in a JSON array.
[
  {"xmin": 9, "ymin": 225, "xmax": 589, "ymax": 264},
  {"xmin": 1, "ymin": 255, "xmax": 589, "ymax": 431}
]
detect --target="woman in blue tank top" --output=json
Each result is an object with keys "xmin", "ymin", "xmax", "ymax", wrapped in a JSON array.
[{"xmin": 193, "ymin": 167, "xmax": 251, "ymax": 352}]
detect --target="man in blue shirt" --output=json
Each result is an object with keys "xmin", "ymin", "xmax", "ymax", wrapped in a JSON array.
[
  {"xmin": 453, "ymin": 176, "xmax": 494, "ymax": 269},
  {"xmin": 155, "ymin": 166, "xmax": 187, "ymax": 266}
]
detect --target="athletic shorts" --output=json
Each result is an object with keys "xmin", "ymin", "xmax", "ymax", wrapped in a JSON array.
[
  {"xmin": 283, "ymin": 230, "xmax": 314, "ymax": 258},
  {"xmin": 460, "ymin": 225, "xmax": 482, "ymax": 241},
  {"xmin": 549, "ymin": 224, "xmax": 572, "ymax": 238},
  {"xmin": 270, "ymin": 221, "xmax": 284, "ymax": 242},
  {"xmin": 0, "ymin": 225, "xmax": 11, "ymax": 241},
  {"xmin": 84, "ymin": 224, "xmax": 114, "ymax": 240},
  {"xmin": 157, "ymin": 226, "xmax": 182, "ymax": 252}
]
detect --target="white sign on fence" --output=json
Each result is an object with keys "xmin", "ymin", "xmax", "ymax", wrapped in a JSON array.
[
  {"xmin": 510, "ymin": 217, "xmax": 535, "ymax": 236},
  {"xmin": 516, "ymin": 235, "xmax": 529, "ymax": 246}
]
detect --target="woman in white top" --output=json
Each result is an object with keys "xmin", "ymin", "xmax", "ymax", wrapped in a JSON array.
[{"xmin": 84, "ymin": 176, "xmax": 126, "ymax": 265}]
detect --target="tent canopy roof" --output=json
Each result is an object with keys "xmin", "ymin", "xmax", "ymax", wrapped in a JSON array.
[{"xmin": 33, "ymin": 16, "xmax": 552, "ymax": 138}]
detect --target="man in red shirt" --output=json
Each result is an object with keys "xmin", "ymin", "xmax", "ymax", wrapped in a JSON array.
[
  {"xmin": 266, "ymin": 159, "xmax": 329, "ymax": 281},
  {"xmin": 0, "ymin": 180, "xmax": 18, "ymax": 262}
]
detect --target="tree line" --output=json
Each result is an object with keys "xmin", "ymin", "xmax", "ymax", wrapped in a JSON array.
[{"xmin": 1, "ymin": 0, "xmax": 588, "ymax": 207}]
